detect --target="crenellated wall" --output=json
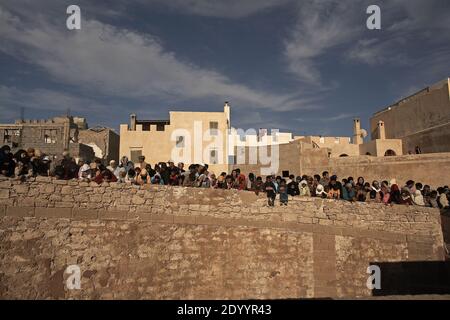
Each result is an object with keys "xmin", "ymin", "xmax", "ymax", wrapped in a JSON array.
[{"xmin": 0, "ymin": 178, "xmax": 446, "ymax": 299}]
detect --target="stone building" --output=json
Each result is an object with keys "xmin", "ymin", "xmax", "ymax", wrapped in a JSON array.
[
  {"xmin": 78, "ymin": 126, "xmax": 120, "ymax": 163},
  {"xmin": 0, "ymin": 116, "xmax": 94, "ymax": 161},
  {"xmin": 120, "ymin": 103, "xmax": 232, "ymax": 174},
  {"xmin": 370, "ymin": 78, "xmax": 450, "ymax": 154}
]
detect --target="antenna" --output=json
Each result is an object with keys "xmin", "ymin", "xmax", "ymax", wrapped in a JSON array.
[{"xmin": 20, "ymin": 107, "xmax": 25, "ymax": 122}]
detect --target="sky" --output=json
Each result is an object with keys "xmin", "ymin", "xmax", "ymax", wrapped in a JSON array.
[{"xmin": 0, "ymin": 0, "xmax": 449, "ymax": 137}]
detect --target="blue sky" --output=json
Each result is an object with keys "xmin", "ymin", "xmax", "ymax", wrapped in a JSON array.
[{"xmin": 0, "ymin": 0, "xmax": 449, "ymax": 137}]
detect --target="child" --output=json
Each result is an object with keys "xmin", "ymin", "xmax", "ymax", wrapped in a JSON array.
[
  {"xmin": 279, "ymin": 180, "xmax": 288, "ymax": 206},
  {"xmin": 264, "ymin": 176, "xmax": 276, "ymax": 207}
]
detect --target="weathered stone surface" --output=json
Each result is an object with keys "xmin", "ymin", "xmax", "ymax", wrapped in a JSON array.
[{"xmin": 0, "ymin": 179, "xmax": 446, "ymax": 299}]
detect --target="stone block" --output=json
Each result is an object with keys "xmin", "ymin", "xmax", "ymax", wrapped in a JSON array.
[
  {"xmin": 72, "ymin": 208, "xmax": 99, "ymax": 220},
  {"xmin": 98, "ymin": 210, "xmax": 128, "ymax": 220},
  {"xmin": 0, "ymin": 189, "xmax": 9, "ymax": 199},
  {"xmin": 35, "ymin": 207, "xmax": 72, "ymax": 219},
  {"xmin": 6, "ymin": 206, "xmax": 34, "ymax": 217}
]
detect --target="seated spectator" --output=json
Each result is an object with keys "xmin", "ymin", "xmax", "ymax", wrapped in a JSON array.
[
  {"xmin": 342, "ymin": 183, "xmax": 356, "ymax": 201},
  {"xmin": 316, "ymin": 184, "xmax": 328, "ymax": 199},
  {"xmin": 119, "ymin": 156, "xmax": 134, "ymax": 172},
  {"xmin": 151, "ymin": 172, "xmax": 164, "ymax": 185},
  {"xmin": 287, "ymin": 177, "xmax": 300, "ymax": 196},
  {"xmin": 429, "ymin": 190, "xmax": 440, "ymax": 208},
  {"xmin": 79, "ymin": 164, "xmax": 92, "ymax": 181},
  {"xmin": 370, "ymin": 181, "xmax": 383, "ymax": 202},
  {"xmin": 136, "ymin": 168, "xmax": 151, "ymax": 184},
  {"xmin": 299, "ymin": 180, "xmax": 310, "ymax": 197},
  {"xmin": 126, "ymin": 168, "xmax": 137, "ymax": 183},
  {"xmin": 107, "ymin": 160, "xmax": 121, "ymax": 179},
  {"xmin": 399, "ymin": 188, "xmax": 413, "ymax": 205},
  {"xmin": 116, "ymin": 168, "xmax": 127, "ymax": 183},
  {"xmin": 328, "ymin": 177, "xmax": 341, "ymax": 200},
  {"xmin": 413, "ymin": 189, "xmax": 425, "ymax": 206}
]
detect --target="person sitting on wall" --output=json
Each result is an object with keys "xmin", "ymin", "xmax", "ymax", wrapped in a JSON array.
[
  {"xmin": 0, "ymin": 145, "xmax": 15, "ymax": 177},
  {"xmin": 137, "ymin": 168, "xmax": 151, "ymax": 185},
  {"xmin": 328, "ymin": 177, "xmax": 341, "ymax": 200},
  {"xmin": 287, "ymin": 175, "xmax": 300, "ymax": 196},
  {"xmin": 119, "ymin": 156, "xmax": 134, "ymax": 173},
  {"xmin": 299, "ymin": 180, "xmax": 311, "ymax": 197},
  {"xmin": 315, "ymin": 184, "xmax": 328, "ymax": 199},
  {"xmin": 399, "ymin": 188, "xmax": 413, "ymax": 205},
  {"xmin": 342, "ymin": 183, "xmax": 356, "ymax": 201}
]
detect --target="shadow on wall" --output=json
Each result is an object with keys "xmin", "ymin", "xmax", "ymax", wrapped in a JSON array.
[
  {"xmin": 371, "ymin": 261, "xmax": 450, "ymax": 296},
  {"xmin": 442, "ymin": 213, "xmax": 450, "ymax": 261}
]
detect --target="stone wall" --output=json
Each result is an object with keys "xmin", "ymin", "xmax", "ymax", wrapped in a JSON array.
[
  {"xmin": 301, "ymin": 152, "xmax": 450, "ymax": 189},
  {"xmin": 231, "ymin": 141, "xmax": 450, "ymax": 188},
  {"xmin": 0, "ymin": 178, "xmax": 446, "ymax": 299}
]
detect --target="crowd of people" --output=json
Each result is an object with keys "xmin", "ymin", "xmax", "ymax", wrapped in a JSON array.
[{"xmin": 1, "ymin": 145, "xmax": 449, "ymax": 210}]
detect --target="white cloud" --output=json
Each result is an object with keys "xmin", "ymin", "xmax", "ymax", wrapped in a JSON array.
[
  {"xmin": 284, "ymin": 0, "xmax": 363, "ymax": 85},
  {"xmin": 0, "ymin": 6, "xmax": 312, "ymax": 112}
]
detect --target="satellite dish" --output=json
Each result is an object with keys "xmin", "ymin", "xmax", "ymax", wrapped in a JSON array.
[{"xmin": 360, "ymin": 129, "xmax": 368, "ymax": 139}]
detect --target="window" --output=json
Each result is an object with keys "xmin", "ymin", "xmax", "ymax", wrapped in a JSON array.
[
  {"xmin": 43, "ymin": 129, "xmax": 57, "ymax": 144},
  {"xmin": 339, "ymin": 154, "xmax": 349, "ymax": 157},
  {"xmin": 384, "ymin": 149, "xmax": 396, "ymax": 157},
  {"xmin": 273, "ymin": 133, "xmax": 278, "ymax": 142},
  {"xmin": 228, "ymin": 155, "xmax": 236, "ymax": 165},
  {"xmin": 3, "ymin": 130, "xmax": 11, "ymax": 143},
  {"xmin": 210, "ymin": 148, "xmax": 218, "ymax": 164},
  {"xmin": 130, "ymin": 150, "xmax": 142, "ymax": 163},
  {"xmin": 142, "ymin": 123, "xmax": 150, "ymax": 131},
  {"xmin": 209, "ymin": 121, "xmax": 218, "ymax": 136},
  {"xmin": 176, "ymin": 136, "xmax": 184, "ymax": 148},
  {"xmin": 156, "ymin": 123, "xmax": 165, "ymax": 131}
]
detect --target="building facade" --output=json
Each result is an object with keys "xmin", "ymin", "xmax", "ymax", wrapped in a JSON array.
[
  {"xmin": 120, "ymin": 103, "xmax": 231, "ymax": 174},
  {"xmin": 0, "ymin": 116, "xmax": 94, "ymax": 161},
  {"xmin": 370, "ymin": 78, "xmax": 450, "ymax": 154},
  {"xmin": 78, "ymin": 126, "xmax": 120, "ymax": 163}
]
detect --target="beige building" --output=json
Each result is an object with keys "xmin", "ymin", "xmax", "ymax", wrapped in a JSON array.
[
  {"xmin": 370, "ymin": 78, "xmax": 450, "ymax": 154},
  {"xmin": 120, "ymin": 103, "xmax": 231, "ymax": 174}
]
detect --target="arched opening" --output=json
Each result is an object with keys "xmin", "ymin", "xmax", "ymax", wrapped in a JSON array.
[
  {"xmin": 339, "ymin": 154, "xmax": 349, "ymax": 157},
  {"xmin": 384, "ymin": 149, "xmax": 396, "ymax": 157}
]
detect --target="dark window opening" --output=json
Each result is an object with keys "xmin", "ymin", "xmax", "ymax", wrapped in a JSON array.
[
  {"xmin": 130, "ymin": 150, "xmax": 142, "ymax": 163},
  {"xmin": 384, "ymin": 149, "xmax": 396, "ymax": 156}
]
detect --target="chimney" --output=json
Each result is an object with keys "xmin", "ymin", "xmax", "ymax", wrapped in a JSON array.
[
  {"xmin": 353, "ymin": 118, "xmax": 362, "ymax": 145},
  {"xmin": 224, "ymin": 101, "xmax": 231, "ymax": 129},
  {"xmin": 130, "ymin": 114, "xmax": 136, "ymax": 131},
  {"xmin": 377, "ymin": 120, "xmax": 386, "ymax": 140}
]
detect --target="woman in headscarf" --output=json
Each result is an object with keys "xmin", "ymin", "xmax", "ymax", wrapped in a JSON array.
[
  {"xmin": 237, "ymin": 173, "xmax": 247, "ymax": 190},
  {"xmin": 413, "ymin": 189, "xmax": 425, "ymax": 206},
  {"xmin": 315, "ymin": 184, "xmax": 328, "ymax": 199},
  {"xmin": 389, "ymin": 183, "xmax": 401, "ymax": 204},
  {"xmin": 299, "ymin": 180, "xmax": 311, "ymax": 197},
  {"xmin": 399, "ymin": 188, "xmax": 413, "ymax": 205},
  {"xmin": 370, "ymin": 180, "xmax": 383, "ymax": 202}
]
